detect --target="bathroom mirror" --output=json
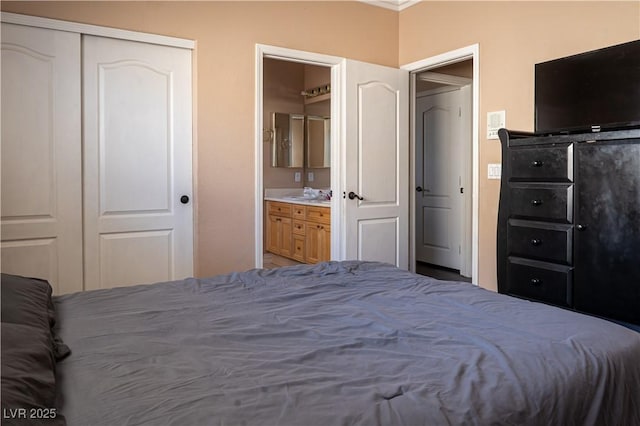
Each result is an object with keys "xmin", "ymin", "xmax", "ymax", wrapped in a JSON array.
[
  {"xmin": 306, "ymin": 116, "xmax": 331, "ymax": 169},
  {"xmin": 272, "ymin": 112, "xmax": 304, "ymax": 168}
]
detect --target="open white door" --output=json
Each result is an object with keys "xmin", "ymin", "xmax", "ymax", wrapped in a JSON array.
[{"xmin": 343, "ymin": 60, "xmax": 409, "ymax": 269}]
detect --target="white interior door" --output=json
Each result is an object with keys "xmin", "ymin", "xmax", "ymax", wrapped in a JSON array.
[
  {"xmin": 1, "ymin": 23, "xmax": 83, "ymax": 294},
  {"xmin": 344, "ymin": 59, "xmax": 409, "ymax": 269},
  {"xmin": 83, "ymin": 36, "xmax": 193, "ymax": 290},
  {"xmin": 415, "ymin": 89, "xmax": 463, "ymax": 270}
]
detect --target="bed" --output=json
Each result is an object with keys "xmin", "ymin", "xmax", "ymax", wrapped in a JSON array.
[{"xmin": 2, "ymin": 261, "xmax": 640, "ymax": 425}]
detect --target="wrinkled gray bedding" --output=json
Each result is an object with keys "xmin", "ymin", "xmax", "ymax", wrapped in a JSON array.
[{"xmin": 54, "ymin": 261, "xmax": 640, "ymax": 425}]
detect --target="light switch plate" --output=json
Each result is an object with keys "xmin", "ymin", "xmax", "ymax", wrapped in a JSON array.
[
  {"xmin": 488, "ymin": 163, "xmax": 502, "ymax": 179},
  {"xmin": 307, "ymin": 172, "xmax": 314, "ymax": 182},
  {"xmin": 487, "ymin": 110, "xmax": 506, "ymax": 140},
  {"xmin": 294, "ymin": 172, "xmax": 301, "ymax": 182}
]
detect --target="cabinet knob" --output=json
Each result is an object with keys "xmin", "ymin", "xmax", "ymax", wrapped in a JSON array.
[
  {"xmin": 530, "ymin": 199, "xmax": 543, "ymax": 206},
  {"xmin": 530, "ymin": 239, "xmax": 542, "ymax": 246},
  {"xmin": 531, "ymin": 160, "xmax": 544, "ymax": 167},
  {"xmin": 576, "ymin": 224, "xmax": 587, "ymax": 231},
  {"xmin": 530, "ymin": 278, "xmax": 542, "ymax": 286}
]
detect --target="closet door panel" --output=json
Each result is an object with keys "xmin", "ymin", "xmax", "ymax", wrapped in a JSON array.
[
  {"xmin": 1, "ymin": 23, "xmax": 82, "ymax": 294},
  {"xmin": 83, "ymin": 35, "xmax": 193, "ymax": 290}
]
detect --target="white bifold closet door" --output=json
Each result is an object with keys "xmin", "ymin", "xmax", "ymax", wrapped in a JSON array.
[
  {"xmin": 1, "ymin": 23, "xmax": 83, "ymax": 294},
  {"xmin": 1, "ymin": 22, "xmax": 193, "ymax": 293},
  {"xmin": 82, "ymin": 35, "xmax": 193, "ymax": 291}
]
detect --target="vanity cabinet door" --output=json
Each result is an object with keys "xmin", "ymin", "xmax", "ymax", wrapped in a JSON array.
[
  {"xmin": 306, "ymin": 223, "xmax": 330, "ymax": 264},
  {"xmin": 266, "ymin": 212, "xmax": 292, "ymax": 257},
  {"xmin": 292, "ymin": 234, "xmax": 305, "ymax": 263}
]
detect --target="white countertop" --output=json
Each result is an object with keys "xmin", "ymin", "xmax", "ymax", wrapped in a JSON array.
[
  {"xmin": 264, "ymin": 196, "xmax": 330, "ymax": 207},
  {"xmin": 264, "ymin": 188, "xmax": 331, "ymax": 207}
]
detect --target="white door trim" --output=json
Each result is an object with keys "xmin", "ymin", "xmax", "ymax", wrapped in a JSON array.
[
  {"xmin": 402, "ymin": 44, "xmax": 480, "ymax": 285},
  {"xmin": 417, "ymin": 71, "xmax": 472, "ymax": 87},
  {"xmin": 1, "ymin": 12, "xmax": 195, "ymax": 49},
  {"xmin": 254, "ymin": 44, "xmax": 344, "ymax": 268}
]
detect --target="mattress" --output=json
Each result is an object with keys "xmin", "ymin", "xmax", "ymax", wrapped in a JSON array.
[{"xmin": 53, "ymin": 261, "xmax": 640, "ymax": 425}]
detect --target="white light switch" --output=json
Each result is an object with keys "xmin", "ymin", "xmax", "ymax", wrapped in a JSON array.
[
  {"xmin": 307, "ymin": 172, "xmax": 314, "ymax": 182},
  {"xmin": 488, "ymin": 163, "xmax": 502, "ymax": 180},
  {"xmin": 294, "ymin": 172, "xmax": 301, "ymax": 182}
]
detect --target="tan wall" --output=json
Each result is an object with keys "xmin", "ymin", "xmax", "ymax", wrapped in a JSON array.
[
  {"xmin": 1, "ymin": 1, "xmax": 399, "ymax": 278},
  {"xmin": 4, "ymin": 1, "xmax": 638, "ymax": 287},
  {"xmin": 400, "ymin": 1, "xmax": 640, "ymax": 290}
]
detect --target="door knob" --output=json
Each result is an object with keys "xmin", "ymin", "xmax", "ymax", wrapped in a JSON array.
[
  {"xmin": 348, "ymin": 191, "xmax": 364, "ymax": 200},
  {"xmin": 180, "ymin": 195, "xmax": 190, "ymax": 204},
  {"xmin": 416, "ymin": 186, "xmax": 423, "ymax": 192}
]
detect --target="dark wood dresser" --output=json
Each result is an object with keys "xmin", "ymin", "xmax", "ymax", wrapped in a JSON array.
[{"xmin": 497, "ymin": 127, "xmax": 640, "ymax": 325}]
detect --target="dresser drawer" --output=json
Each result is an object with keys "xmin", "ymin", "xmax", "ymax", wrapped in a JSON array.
[
  {"xmin": 507, "ymin": 220, "xmax": 572, "ymax": 264},
  {"xmin": 509, "ymin": 144, "xmax": 573, "ymax": 182},
  {"xmin": 509, "ymin": 184, "xmax": 573, "ymax": 223},
  {"xmin": 306, "ymin": 206, "xmax": 330, "ymax": 224},
  {"xmin": 268, "ymin": 201, "xmax": 292, "ymax": 217},
  {"xmin": 506, "ymin": 258, "xmax": 572, "ymax": 307},
  {"xmin": 292, "ymin": 205, "xmax": 306, "ymax": 220},
  {"xmin": 292, "ymin": 220, "xmax": 305, "ymax": 235}
]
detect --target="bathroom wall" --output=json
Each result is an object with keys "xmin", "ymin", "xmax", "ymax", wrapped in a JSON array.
[
  {"xmin": 263, "ymin": 58, "xmax": 331, "ymax": 191},
  {"xmin": 263, "ymin": 58, "xmax": 305, "ymax": 189}
]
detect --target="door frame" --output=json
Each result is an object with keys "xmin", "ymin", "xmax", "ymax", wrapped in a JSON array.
[
  {"xmin": 401, "ymin": 44, "xmax": 480, "ymax": 285},
  {"xmin": 254, "ymin": 44, "xmax": 344, "ymax": 268}
]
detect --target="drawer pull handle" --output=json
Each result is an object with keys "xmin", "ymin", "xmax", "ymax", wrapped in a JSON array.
[
  {"xmin": 530, "ymin": 239, "xmax": 542, "ymax": 246},
  {"xmin": 531, "ymin": 160, "xmax": 544, "ymax": 167},
  {"xmin": 530, "ymin": 278, "xmax": 542, "ymax": 286},
  {"xmin": 531, "ymin": 199, "xmax": 543, "ymax": 206}
]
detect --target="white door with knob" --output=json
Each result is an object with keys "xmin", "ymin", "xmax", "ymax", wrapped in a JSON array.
[
  {"xmin": 0, "ymin": 23, "xmax": 83, "ymax": 294},
  {"xmin": 83, "ymin": 36, "xmax": 193, "ymax": 290},
  {"xmin": 415, "ymin": 89, "xmax": 463, "ymax": 270},
  {"xmin": 343, "ymin": 59, "xmax": 409, "ymax": 269}
]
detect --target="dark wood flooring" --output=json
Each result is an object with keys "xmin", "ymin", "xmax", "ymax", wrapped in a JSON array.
[{"xmin": 415, "ymin": 262, "xmax": 472, "ymax": 283}]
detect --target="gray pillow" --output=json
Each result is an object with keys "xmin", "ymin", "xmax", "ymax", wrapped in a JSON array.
[
  {"xmin": 1, "ymin": 274, "xmax": 69, "ymax": 425},
  {"xmin": 1, "ymin": 274, "xmax": 70, "ymax": 360}
]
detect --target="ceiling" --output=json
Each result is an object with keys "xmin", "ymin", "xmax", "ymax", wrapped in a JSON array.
[{"xmin": 358, "ymin": 0, "xmax": 421, "ymax": 12}]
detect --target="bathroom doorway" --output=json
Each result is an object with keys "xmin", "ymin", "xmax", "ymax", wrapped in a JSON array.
[{"xmin": 258, "ymin": 55, "xmax": 334, "ymax": 269}]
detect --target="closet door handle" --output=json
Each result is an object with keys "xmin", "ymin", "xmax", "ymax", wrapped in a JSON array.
[{"xmin": 180, "ymin": 195, "xmax": 190, "ymax": 204}]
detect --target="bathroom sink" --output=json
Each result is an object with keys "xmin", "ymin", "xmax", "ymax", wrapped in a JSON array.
[{"xmin": 282, "ymin": 196, "xmax": 328, "ymax": 203}]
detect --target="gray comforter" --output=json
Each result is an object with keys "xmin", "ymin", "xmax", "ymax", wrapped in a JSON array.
[{"xmin": 54, "ymin": 261, "xmax": 640, "ymax": 425}]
